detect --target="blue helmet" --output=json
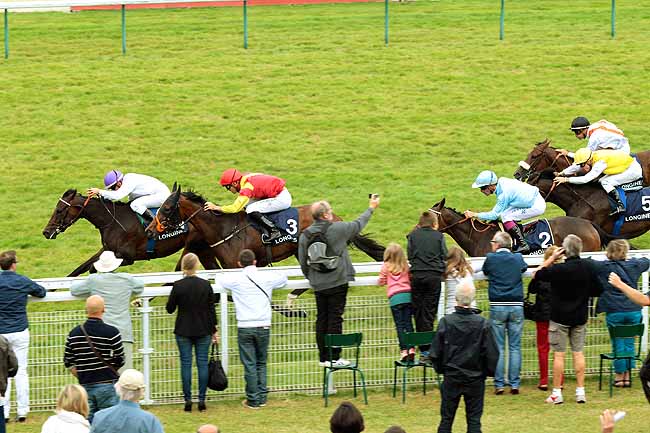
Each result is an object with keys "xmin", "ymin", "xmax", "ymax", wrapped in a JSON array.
[
  {"xmin": 472, "ymin": 170, "xmax": 498, "ymax": 189},
  {"xmin": 103, "ymin": 170, "xmax": 124, "ymax": 189}
]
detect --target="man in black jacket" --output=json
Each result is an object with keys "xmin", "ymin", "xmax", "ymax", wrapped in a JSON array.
[
  {"xmin": 431, "ymin": 282, "xmax": 499, "ymax": 433},
  {"xmin": 407, "ymin": 211, "xmax": 447, "ymax": 358}
]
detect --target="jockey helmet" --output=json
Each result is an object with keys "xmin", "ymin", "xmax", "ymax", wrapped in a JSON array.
[
  {"xmin": 219, "ymin": 168, "xmax": 243, "ymax": 186},
  {"xmin": 472, "ymin": 171, "xmax": 498, "ymax": 189},
  {"xmin": 104, "ymin": 170, "xmax": 124, "ymax": 189},
  {"xmin": 573, "ymin": 148, "xmax": 593, "ymax": 165},
  {"xmin": 570, "ymin": 116, "xmax": 590, "ymax": 131}
]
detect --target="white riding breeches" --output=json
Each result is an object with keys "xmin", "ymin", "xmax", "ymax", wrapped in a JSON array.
[
  {"xmin": 599, "ymin": 160, "xmax": 643, "ymax": 193},
  {"xmin": 500, "ymin": 193, "xmax": 546, "ymax": 223},
  {"xmin": 246, "ymin": 188, "xmax": 292, "ymax": 214},
  {"xmin": 2, "ymin": 329, "xmax": 30, "ymax": 418},
  {"xmin": 130, "ymin": 192, "xmax": 170, "ymax": 214}
]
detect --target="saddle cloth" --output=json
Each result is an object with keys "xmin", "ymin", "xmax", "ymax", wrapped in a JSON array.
[
  {"xmin": 248, "ymin": 207, "xmax": 300, "ymax": 246},
  {"xmin": 518, "ymin": 219, "xmax": 554, "ymax": 255},
  {"xmin": 612, "ymin": 187, "xmax": 650, "ymax": 235}
]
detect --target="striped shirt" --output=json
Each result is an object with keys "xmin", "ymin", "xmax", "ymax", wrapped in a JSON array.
[{"xmin": 64, "ymin": 318, "xmax": 124, "ymax": 385}]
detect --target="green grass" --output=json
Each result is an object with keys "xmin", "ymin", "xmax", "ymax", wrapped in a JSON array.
[{"xmin": 9, "ymin": 379, "xmax": 650, "ymax": 433}]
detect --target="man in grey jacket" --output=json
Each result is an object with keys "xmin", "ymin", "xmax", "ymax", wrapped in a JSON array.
[
  {"xmin": 0, "ymin": 336, "xmax": 18, "ymax": 433},
  {"xmin": 297, "ymin": 195, "xmax": 380, "ymax": 367}
]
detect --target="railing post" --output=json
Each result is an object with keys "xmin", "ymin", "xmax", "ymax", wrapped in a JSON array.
[
  {"xmin": 243, "ymin": 0, "xmax": 248, "ymax": 49},
  {"xmin": 139, "ymin": 297, "xmax": 154, "ymax": 404},
  {"xmin": 218, "ymin": 286, "xmax": 229, "ymax": 373},
  {"xmin": 4, "ymin": 9, "xmax": 8, "ymax": 59},
  {"xmin": 121, "ymin": 4, "xmax": 126, "ymax": 55},
  {"xmin": 499, "ymin": 0, "xmax": 505, "ymax": 40},
  {"xmin": 384, "ymin": 0, "xmax": 388, "ymax": 46},
  {"xmin": 642, "ymin": 271, "xmax": 648, "ymax": 354},
  {"xmin": 611, "ymin": 0, "xmax": 616, "ymax": 38}
]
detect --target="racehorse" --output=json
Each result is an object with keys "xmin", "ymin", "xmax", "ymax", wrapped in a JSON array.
[
  {"xmin": 513, "ymin": 140, "xmax": 650, "ymax": 238},
  {"xmin": 42, "ymin": 189, "xmax": 219, "ymax": 276},
  {"xmin": 145, "ymin": 185, "xmax": 386, "ymax": 268},
  {"xmin": 430, "ymin": 198, "xmax": 603, "ymax": 257}
]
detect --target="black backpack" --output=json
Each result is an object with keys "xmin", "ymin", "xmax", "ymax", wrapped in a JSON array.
[{"xmin": 306, "ymin": 223, "xmax": 340, "ymax": 273}]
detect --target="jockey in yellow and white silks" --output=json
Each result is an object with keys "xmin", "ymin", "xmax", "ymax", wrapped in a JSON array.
[
  {"xmin": 555, "ymin": 148, "xmax": 642, "ymax": 216},
  {"xmin": 464, "ymin": 171, "xmax": 546, "ymax": 254},
  {"xmin": 560, "ymin": 117, "xmax": 630, "ymax": 157}
]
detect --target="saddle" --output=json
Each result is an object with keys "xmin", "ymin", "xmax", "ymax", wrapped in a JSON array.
[{"xmin": 247, "ymin": 208, "xmax": 300, "ymax": 246}]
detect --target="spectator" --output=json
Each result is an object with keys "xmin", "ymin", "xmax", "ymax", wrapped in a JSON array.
[
  {"xmin": 197, "ymin": 424, "xmax": 220, "ymax": 433},
  {"xmin": 444, "ymin": 246, "xmax": 475, "ymax": 314},
  {"xmin": 384, "ymin": 427, "xmax": 406, "ymax": 433},
  {"xmin": 0, "ymin": 335, "xmax": 18, "ymax": 433},
  {"xmin": 71, "ymin": 250, "xmax": 144, "ymax": 372},
  {"xmin": 0, "ymin": 249, "xmax": 46, "ymax": 423},
  {"xmin": 378, "ymin": 243, "xmax": 414, "ymax": 362},
  {"xmin": 219, "ymin": 250, "xmax": 287, "ymax": 409},
  {"xmin": 482, "ymin": 232, "xmax": 527, "ymax": 395},
  {"xmin": 431, "ymin": 282, "xmax": 499, "ymax": 433},
  {"xmin": 298, "ymin": 196, "xmax": 379, "ymax": 368},
  {"xmin": 595, "ymin": 240, "xmax": 649, "ymax": 387},
  {"xmin": 64, "ymin": 295, "xmax": 124, "ymax": 422},
  {"xmin": 166, "ymin": 253, "xmax": 218, "ymax": 413},
  {"xmin": 91, "ymin": 369, "xmax": 164, "ymax": 433},
  {"xmin": 330, "ymin": 401, "xmax": 364, "ymax": 433},
  {"xmin": 41, "ymin": 384, "xmax": 90, "ymax": 433},
  {"xmin": 527, "ymin": 245, "xmax": 564, "ymax": 391},
  {"xmin": 407, "ymin": 211, "xmax": 447, "ymax": 360},
  {"xmin": 533, "ymin": 235, "xmax": 602, "ymax": 404}
]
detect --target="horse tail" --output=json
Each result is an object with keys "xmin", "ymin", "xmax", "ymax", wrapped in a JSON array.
[{"xmin": 350, "ymin": 233, "xmax": 386, "ymax": 261}]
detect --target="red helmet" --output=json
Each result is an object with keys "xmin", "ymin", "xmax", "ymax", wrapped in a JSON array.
[{"xmin": 219, "ymin": 168, "xmax": 243, "ymax": 186}]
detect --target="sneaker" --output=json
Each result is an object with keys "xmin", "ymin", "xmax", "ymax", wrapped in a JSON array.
[
  {"xmin": 242, "ymin": 400, "xmax": 260, "ymax": 410},
  {"xmin": 319, "ymin": 361, "xmax": 331, "ymax": 367},
  {"xmin": 494, "ymin": 388, "xmax": 505, "ymax": 395},
  {"xmin": 332, "ymin": 358, "xmax": 351, "ymax": 367},
  {"xmin": 545, "ymin": 393, "xmax": 564, "ymax": 404},
  {"xmin": 576, "ymin": 394, "xmax": 586, "ymax": 404},
  {"xmin": 259, "ymin": 402, "xmax": 267, "ymax": 407},
  {"xmin": 17, "ymin": 416, "xmax": 26, "ymax": 423}
]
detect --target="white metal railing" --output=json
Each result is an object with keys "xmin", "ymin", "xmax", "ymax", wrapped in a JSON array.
[{"xmin": 15, "ymin": 252, "xmax": 650, "ymax": 410}]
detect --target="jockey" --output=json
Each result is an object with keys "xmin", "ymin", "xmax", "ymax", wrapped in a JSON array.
[
  {"xmin": 464, "ymin": 170, "xmax": 546, "ymax": 254},
  {"xmin": 555, "ymin": 148, "xmax": 642, "ymax": 216},
  {"xmin": 204, "ymin": 168, "xmax": 292, "ymax": 243},
  {"xmin": 559, "ymin": 117, "xmax": 630, "ymax": 157},
  {"xmin": 87, "ymin": 170, "xmax": 171, "ymax": 225}
]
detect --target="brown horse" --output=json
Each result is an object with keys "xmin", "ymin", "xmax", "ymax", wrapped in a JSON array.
[
  {"xmin": 42, "ymin": 189, "xmax": 219, "ymax": 276},
  {"xmin": 145, "ymin": 185, "xmax": 386, "ymax": 268},
  {"xmin": 430, "ymin": 198, "xmax": 602, "ymax": 257},
  {"xmin": 513, "ymin": 140, "xmax": 650, "ymax": 238}
]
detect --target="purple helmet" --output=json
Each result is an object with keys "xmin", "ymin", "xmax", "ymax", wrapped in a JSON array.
[{"xmin": 103, "ymin": 170, "xmax": 124, "ymax": 188}]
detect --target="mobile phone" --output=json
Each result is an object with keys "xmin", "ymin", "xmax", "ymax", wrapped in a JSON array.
[
  {"xmin": 613, "ymin": 411, "xmax": 626, "ymax": 423},
  {"xmin": 369, "ymin": 194, "xmax": 379, "ymax": 199}
]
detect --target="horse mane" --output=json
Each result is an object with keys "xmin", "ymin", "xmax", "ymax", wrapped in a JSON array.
[
  {"xmin": 538, "ymin": 168, "xmax": 556, "ymax": 180},
  {"xmin": 182, "ymin": 190, "xmax": 207, "ymax": 205}
]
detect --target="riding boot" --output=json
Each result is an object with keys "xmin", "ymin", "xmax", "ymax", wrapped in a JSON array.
[
  {"xmin": 141, "ymin": 209, "xmax": 156, "ymax": 225},
  {"xmin": 506, "ymin": 224, "xmax": 531, "ymax": 255},
  {"xmin": 607, "ymin": 190, "xmax": 626, "ymax": 217},
  {"xmin": 249, "ymin": 211, "xmax": 282, "ymax": 243}
]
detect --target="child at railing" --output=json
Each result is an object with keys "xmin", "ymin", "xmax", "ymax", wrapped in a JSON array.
[
  {"xmin": 378, "ymin": 243, "xmax": 415, "ymax": 362},
  {"xmin": 444, "ymin": 247, "xmax": 476, "ymax": 314}
]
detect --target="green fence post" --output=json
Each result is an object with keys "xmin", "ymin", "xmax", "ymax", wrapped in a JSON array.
[
  {"xmin": 121, "ymin": 5, "xmax": 126, "ymax": 55},
  {"xmin": 243, "ymin": 0, "xmax": 248, "ymax": 49},
  {"xmin": 499, "ymin": 0, "xmax": 505, "ymax": 40},
  {"xmin": 384, "ymin": 0, "xmax": 388, "ymax": 46},
  {"xmin": 611, "ymin": 0, "xmax": 616, "ymax": 38},
  {"xmin": 4, "ymin": 9, "xmax": 8, "ymax": 59}
]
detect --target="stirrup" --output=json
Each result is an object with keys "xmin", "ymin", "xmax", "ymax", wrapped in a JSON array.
[
  {"xmin": 609, "ymin": 207, "xmax": 625, "ymax": 217},
  {"xmin": 261, "ymin": 231, "xmax": 282, "ymax": 244}
]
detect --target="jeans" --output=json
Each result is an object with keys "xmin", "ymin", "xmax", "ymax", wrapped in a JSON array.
[
  {"xmin": 2, "ymin": 329, "xmax": 30, "ymax": 418},
  {"xmin": 606, "ymin": 310, "xmax": 643, "ymax": 373},
  {"xmin": 390, "ymin": 303, "xmax": 415, "ymax": 350},
  {"xmin": 237, "ymin": 327, "xmax": 271, "ymax": 407},
  {"xmin": 410, "ymin": 273, "xmax": 442, "ymax": 352},
  {"xmin": 0, "ymin": 405, "xmax": 4, "ymax": 433},
  {"xmin": 438, "ymin": 377, "xmax": 485, "ymax": 433},
  {"xmin": 490, "ymin": 306, "xmax": 524, "ymax": 389},
  {"xmin": 175, "ymin": 334, "xmax": 211, "ymax": 402},
  {"xmin": 83, "ymin": 382, "xmax": 118, "ymax": 423},
  {"xmin": 315, "ymin": 284, "xmax": 348, "ymax": 362}
]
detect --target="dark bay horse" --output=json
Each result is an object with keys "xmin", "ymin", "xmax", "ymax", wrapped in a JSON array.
[
  {"xmin": 513, "ymin": 140, "xmax": 650, "ymax": 239},
  {"xmin": 42, "ymin": 189, "xmax": 218, "ymax": 276},
  {"xmin": 145, "ymin": 186, "xmax": 386, "ymax": 268},
  {"xmin": 430, "ymin": 198, "xmax": 602, "ymax": 257}
]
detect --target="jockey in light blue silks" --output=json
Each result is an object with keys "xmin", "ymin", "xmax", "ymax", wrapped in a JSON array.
[{"xmin": 464, "ymin": 170, "xmax": 546, "ymax": 254}]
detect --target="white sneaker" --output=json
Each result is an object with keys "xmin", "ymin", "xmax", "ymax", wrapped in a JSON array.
[
  {"xmin": 332, "ymin": 358, "xmax": 351, "ymax": 367},
  {"xmin": 576, "ymin": 394, "xmax": 586, "ymax": 404},
  {"xmin": 319, "ymin": 361, "xmax": 331, "ymax": 367},
  {"xmin": 545, "ymin": 393, "xmax": 564, "ymax": 404}
]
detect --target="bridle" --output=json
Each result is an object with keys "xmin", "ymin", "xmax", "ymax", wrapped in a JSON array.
[{"xmin": 49, "ymin": 195, "xmax": 93, "ymax": 238}]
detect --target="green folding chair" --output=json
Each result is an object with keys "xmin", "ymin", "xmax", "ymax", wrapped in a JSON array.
[
  {"xmin": 599, "ymin": 323, "xmax": 645, "ymax": 397},
  {"xmin": 392, "ymin": 331, "xmax": 439, "ymax": 403},
  {"xmin": 322, "ymin": 332, "xmax": 368, "ymax": 407}
]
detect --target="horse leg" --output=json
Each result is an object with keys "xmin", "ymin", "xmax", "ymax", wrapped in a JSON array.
[{"xmin": 67, "ymin": 248, "xmax": 104, "ymax": 277}]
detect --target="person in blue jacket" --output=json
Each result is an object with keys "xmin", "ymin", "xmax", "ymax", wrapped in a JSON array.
[{"xmin": 464, "ymin": 170, "xmax": 546, "ymax": 254}]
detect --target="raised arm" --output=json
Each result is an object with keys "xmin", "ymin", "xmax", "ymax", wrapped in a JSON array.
[{"xmin": 608, "ymin": 272, "xmax": 650, "ymax": 306}]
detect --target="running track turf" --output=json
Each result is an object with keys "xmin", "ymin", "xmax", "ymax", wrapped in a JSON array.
[{"xmin": 72, "ymin": 0, "xmax": 381, "ymax": 12}]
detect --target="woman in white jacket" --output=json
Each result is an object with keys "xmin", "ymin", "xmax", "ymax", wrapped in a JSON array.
[{"xmin": 41, "ymin": 384, "xmax": 90, "ymax": 433}]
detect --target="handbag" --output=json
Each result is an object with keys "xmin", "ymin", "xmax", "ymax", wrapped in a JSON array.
[
  {"xmin": 208, "ymin": 344, "xmax": 228, "ymax": 391},
  {"xmin": 523, "ymin": 292, "xmax": 537, "ymax": 321}
]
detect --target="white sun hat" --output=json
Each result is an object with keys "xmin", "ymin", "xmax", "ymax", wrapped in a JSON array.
[{"xmin": 93, "ymin": 251, "xmax": 123, "ymax": 273}]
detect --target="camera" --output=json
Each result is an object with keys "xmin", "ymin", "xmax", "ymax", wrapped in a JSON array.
[{"xmin": 368, "ymin": 193, "xmax": 380, "ymax": 199}]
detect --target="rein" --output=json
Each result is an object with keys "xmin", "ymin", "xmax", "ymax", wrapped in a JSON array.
[
  {"xmin": 209, "ymin": 223, "xmax": 252, "ymax": 248},
  {"xmin": 429, "ymin": 210, "xmax": 496, "ymax": 234}
]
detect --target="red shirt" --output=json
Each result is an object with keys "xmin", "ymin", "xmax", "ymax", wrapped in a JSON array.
[{"xmin": 239, "ymin": 173, "xmax": 286, "ymax": 199}]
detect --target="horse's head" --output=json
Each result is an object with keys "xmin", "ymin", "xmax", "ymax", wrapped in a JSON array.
[
  {"xmin": 42, "ymin": 189, "xmax": 86, "ymax": 239},
  {"xmin": 145, "ymin": 183, "xmax": 183, "ymax": 237},
  {"xmin": 513, "ymin": 139, "xmax": 571, "ymax": 183},
  {"xmin": 429, "ymin": 198, "xmax": 464, "ymax": 232}
]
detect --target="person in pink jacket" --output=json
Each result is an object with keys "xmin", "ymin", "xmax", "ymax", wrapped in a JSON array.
[{"xmin": 378, "ymin": 243, "xmax": 415, "ymax": 362}]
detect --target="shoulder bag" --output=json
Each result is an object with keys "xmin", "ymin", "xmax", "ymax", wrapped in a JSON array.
[
  {"xmin": 208, "ymin": 344, "xmax": 228, "ymax": 391},
  {"xmin": 79, "ymin": 324, "xmax": 120, "ymax": 377}
]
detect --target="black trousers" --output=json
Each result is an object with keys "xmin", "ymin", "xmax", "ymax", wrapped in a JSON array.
[
  {"xmin": 438, "ymin": 377, "xmax": 486, "ymax": 433},
  {"xmin": 410, "ymin": 272, "xmax": 442, "ymax": 352},
  {"xmin": 315, "ymin": 284, "xmax": 349, "ymax": 362}
]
